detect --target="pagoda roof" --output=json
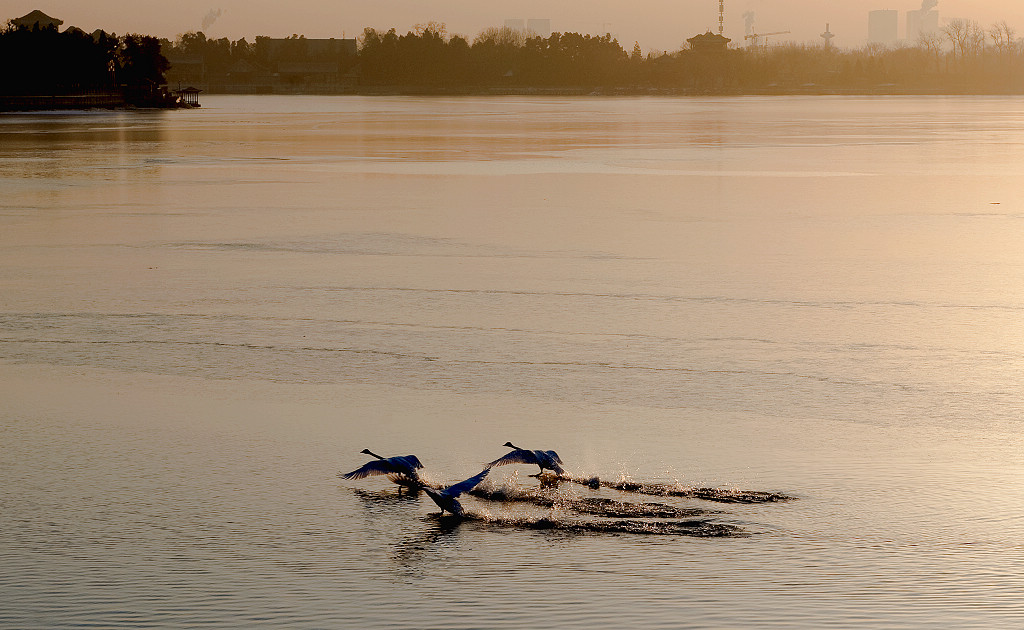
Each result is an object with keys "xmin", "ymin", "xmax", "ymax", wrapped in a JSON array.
[
  {"xmin": 687, "ymin": 31, "xmax": 731, "ymax": 50},
  {"xmin": 13, "ymin": 10, "xmax": 63, "ymax": 29}
]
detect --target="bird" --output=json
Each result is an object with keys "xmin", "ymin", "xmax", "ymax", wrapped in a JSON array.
[
  {"xmin": 341, "ymin": 449, "xmax": 424, "ymax": 487},
  {"xmin": 420, "ymin": 468, "xmax": 490, "ymax": 517},
  {"xmin": 488, "ymin": 442, "xmax": 565, "ymax": 476}
]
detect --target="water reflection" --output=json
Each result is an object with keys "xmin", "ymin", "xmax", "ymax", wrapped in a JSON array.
[
  {"xmin": 0, "ymin": 112, "xmax": 169, "ymax": 166},
  {"xmin": 351, "ymin": 487, "xmax": 421, "ymax": 511},
  {"xmin": 392, "ymin": 515, "xmax": 465, "ymax": 568}
]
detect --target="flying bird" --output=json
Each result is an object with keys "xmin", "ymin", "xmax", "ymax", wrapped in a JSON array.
[
  {"xmin": 341, "ymin": 449, "xmax": 424, "ymax": 486},
  {"xmin": 488, "ymin": 442, "xmax": 565, "ymax": 476},
  {"xmin": 421, "ymin": 468, "xmax": 490, "ymax": 517}
]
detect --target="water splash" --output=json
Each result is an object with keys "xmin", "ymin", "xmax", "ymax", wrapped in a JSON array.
[
  {"xmin": 483, "ymin": 473, "xmax": 796, "ymax": 503},
  {"xmin": 469, "ymin": 485, "xmax": 713, "ymax": 519},
  {"xmin": 455, "ymin": 513, "xmax": 745, "ymax": 537},
  {"xmin": 601, "ymin": 480, "xmax": 795, "ymax": 503}
]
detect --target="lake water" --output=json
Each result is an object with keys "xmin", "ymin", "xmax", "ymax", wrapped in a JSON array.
[{"xmin": 2, "ymin": 95, "xmax": 1024, "ymax": 628}]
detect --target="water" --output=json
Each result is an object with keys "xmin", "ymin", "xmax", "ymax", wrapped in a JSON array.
[{"xmin": 2, "ymin": 95, "xmax": 1024, "ymax": 628}]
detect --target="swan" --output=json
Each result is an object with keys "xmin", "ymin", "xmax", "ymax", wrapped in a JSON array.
[
  {"xmin": 341, "ymin": 449, "xmax": 424, "ymax": 485},
  {"xmin": 488, "ymin": 442, "xmax": 565, "ymax": 476},
  {"xmin": 420, "ymin": 468, "xmax": 490, "ymax": 517}
]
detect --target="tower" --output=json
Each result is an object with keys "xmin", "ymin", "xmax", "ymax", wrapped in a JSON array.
[
  {"xmin": 821, "ymin": 23, "xmax": 835, "ymax": 48},
  {"xmin": 719, "ymin": 0, "xmax": 725, "ymax": 36}
]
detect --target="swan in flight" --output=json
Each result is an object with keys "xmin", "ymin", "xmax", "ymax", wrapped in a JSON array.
[
  {"xmin": 341, "ymin": 449, "xmax": 424, "ymax": 486},
  {"xmin": 488, "ymin": 442, "xmax": 565, "ymax": 476},
  {"xmin": 421, "ymin": 468, "xmax": 490, "ymax": 517}
]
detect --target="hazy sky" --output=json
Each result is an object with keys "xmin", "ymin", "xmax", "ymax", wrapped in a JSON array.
[{"xmin": 4, "ymin": 1, "xmax": 1024, "ymax": 52}]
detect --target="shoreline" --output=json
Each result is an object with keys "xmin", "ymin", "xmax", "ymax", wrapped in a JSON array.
[
  {"xmin": 4, "ymin": 87, "xmax": 1021, "ymax": 112},
  {"xmin": 0, "ymin": 93, "xmax": 197, "ymax": 112},
  {"xmin": 167, "ymin": 85, "xmax": 1024, "ymax": 97}
]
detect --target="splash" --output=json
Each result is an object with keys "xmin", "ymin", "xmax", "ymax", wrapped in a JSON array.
[
  {"xmin": 493, "ymin": 474, "xmax": 795, "ymax": 503},
  {"xmin": 469, "ymin": 485, "xmax": 714, "ymax": 518},
  {"xmin": 601, "ymin": 480, "xmax": 795, "ymax": 503},
  {"xmin": 455, "ymin": 513, "xmax": 745, "ymax": 537}
]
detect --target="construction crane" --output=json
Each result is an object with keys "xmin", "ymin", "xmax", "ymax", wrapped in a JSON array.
[{"xmin": 744, "ymin": 30, "xmax": 791, "ymax": 48}]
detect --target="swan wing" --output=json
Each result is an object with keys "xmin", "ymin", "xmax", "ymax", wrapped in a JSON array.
[
  {"xmin": 340, "ymin": 460, "xmax": 395, "ymax": 479},
  {"xmin": 541, "ymin": 450, "xmax": 563, "ymax": 465},
  {"xmin": 392, "ymin": 455, "xmax": 424, "ymax": 470},
  {"xmin": 488, "ymin": 450, "xmax": 536, "ymax": 467},
  {"xmin": 442, "ymin": 468, "xmax": 490, "ymax": 498}
]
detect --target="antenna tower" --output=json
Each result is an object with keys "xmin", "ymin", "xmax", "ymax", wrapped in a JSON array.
[
  {"xmin": 719, "ymin": 0, "xmax": 724, "ymax": 35},
  {"xmin": 820, "ymin": 23, "xmax": 835, "ymax": 48}
]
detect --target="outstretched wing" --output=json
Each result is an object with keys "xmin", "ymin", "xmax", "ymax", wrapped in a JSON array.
[
  {"xmin": 392, "ymin": 455, "xmax": 424, "ymax": 470},
  {"xmin": 340, "ymin": 460, "xmax": 396, "ymax": 479},
  {"xmin": 442, "ymin": 468, "xmax": 490, "ymax": 498},
  {"xmin": 487, "ymin": 449, "xmax": 537, "ymax": 467},
  {"xmin": 541, "ymin": 450, "xmax": 563, "ymax": 465}
]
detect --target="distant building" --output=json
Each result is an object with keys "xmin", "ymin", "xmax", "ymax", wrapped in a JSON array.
[
  {"xmin": 687, "ymin": 31, "xmax": 731, "ymax": 52},
  {"xmin": 504, "ymin": 19, "xmax": 526, "ymax": 32},
  {"xmin": 165, "ymin": 55, "xmax": 206, "ymax": 85},
  {"xmin": 258, "ymin": 37, "xmax": 356, "ymax": 62},
  {"xmin": 277, "ymin": 62, "xmax": 340, "ymax": 85},
  {"xmin": 868, "ymin": 10, "xmax": 898, "ymax": 45},
  {"xmin": 12, "ymin": 9, "xmax": 63, "ymax": 30},
  {"xmin": 253, "ymin": 37, "xmax": 357, "ymax": 91},
  {"xmin": 907, "ymin": 9, "xmax": 939, "ymax": 42},
  {"xmin": 527, "ymin": 19, "xmax": 551, "ymax": 38}
]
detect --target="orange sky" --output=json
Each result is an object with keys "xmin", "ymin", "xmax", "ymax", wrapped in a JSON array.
[{"xmin": 4, "ymin": 1, "xmax": 1024, "ymax": 52}]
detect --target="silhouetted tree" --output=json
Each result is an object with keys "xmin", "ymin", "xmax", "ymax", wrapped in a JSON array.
[
  {"xmin": 0, "ymin": 22, "xmax": 170, "ymax": 97},
  {"xmin": 118, "ymin": 34, "xmax": 169, "ymax": 87}
]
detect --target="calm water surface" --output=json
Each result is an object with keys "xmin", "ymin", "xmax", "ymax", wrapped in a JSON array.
[{"xmin": 2, "ymin": 95, "xmax": 1024, "ymax": 628}]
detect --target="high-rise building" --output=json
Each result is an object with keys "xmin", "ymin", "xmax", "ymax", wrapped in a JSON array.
[
  {"xmin": 527, "ymin": 19, "xmax": 551, "ymax": 38},
  {"xmin": 868, "ymin": 10, "xmax": 899, "ymax": 45},
  {"xmin": 504, "ymin": 19, "xmax": 526, "ymax": 32},
  {"xmin": 907, "ymin": 9, "xmax": 939, "ymax": 42}
]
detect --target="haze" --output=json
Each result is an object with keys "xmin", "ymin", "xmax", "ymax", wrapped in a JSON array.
[{"xmin": 5, "ymin": 1, "xmax": 1024, "ymax": 52}]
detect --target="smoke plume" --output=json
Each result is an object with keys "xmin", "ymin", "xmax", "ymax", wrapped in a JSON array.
[
  {"xmin": 921, "ymin": 0, "xmax": 938, "ymax": 12},
  {"xmin": 743, "ymin": 11, "xmax": 756, "ymax": 36},
  {"xmin": 201, "ymin": 9, "xmax": 223, "ymax": 31}
]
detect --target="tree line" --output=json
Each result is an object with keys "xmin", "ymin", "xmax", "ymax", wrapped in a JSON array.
[
  {"xmin": 7, "ymin": 16, "xmax": 1024, "ymax": 96},
  {"xmin": 161, "ymin": 19, "xmax": 1024, "ymax": 94},
  {"xmin": 0, "ymin": 21, "xmax": 169, "ymax": 97}
]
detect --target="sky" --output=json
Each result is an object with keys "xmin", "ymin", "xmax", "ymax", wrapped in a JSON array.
[{"xmin": 4, "ymin": 1, "xmax": 1024, "ymax": 53}]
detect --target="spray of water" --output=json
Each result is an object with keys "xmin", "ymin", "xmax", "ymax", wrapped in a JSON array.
[
  {"xmin": 469, "ymin": 482, "xmax": 716, "ymax": 518},
  {"xmin": 601, "ymin": 479, "xmax": 795, "ymax": 503},
  {"xmin": 454, "ymin": 513, "xmax": 745, "ymax": 537}
]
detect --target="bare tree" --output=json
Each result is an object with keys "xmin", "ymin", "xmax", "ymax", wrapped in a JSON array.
[
  {"xmin": 966, "ymin": 20, "xmax": 986, "ymax": 57},
  {"xmin": 942, "ymin": 18, "xmax": 969, "ymax": 59},
  {"xmin": 414, "ymin": 22, "xmax": 448, "ymax": 41},
  {"xmin": 473, "ymin": 26, "xmax": 526, "ymax": 48},
  {"xmin": 989, "ymin": 21, "xmax": 1017, "ymax": 54},
  {"xmin": 917, "ymin": 31, "xmax": 945, "ymax": 72}
]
